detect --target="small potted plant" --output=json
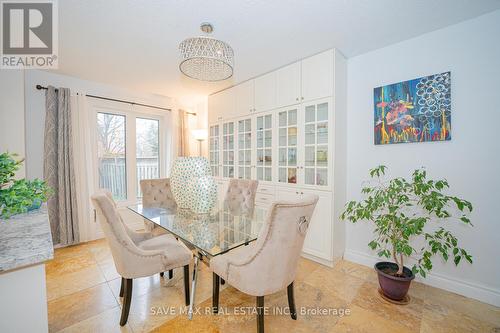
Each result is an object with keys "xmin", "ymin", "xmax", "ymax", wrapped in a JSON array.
[
  {"xmin": 341, "ymin": 166, "xmax": 473, "ymax": 302},
  {"xmin": 0, "ymin": 152, "xmax": 52, "ymax": 219}
]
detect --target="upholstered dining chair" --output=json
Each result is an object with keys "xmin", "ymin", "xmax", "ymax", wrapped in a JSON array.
[
  {"xmin": 91, "ymin": 191, "xmax": 192, "ymax": 326},
  {"xmin": 224, "ymin": 179, "xmax": 259, "ymax": 216},
  {"xmin": 210, "ymin": 195, "xmax": 319, "ymax": 333},
  {"xmin": 140, "ymin": 178, "xmax": 177, "ymax": 233},
  {"xmin": 140, "ymin": 178, "xmax": 179, "ymax": 278}
]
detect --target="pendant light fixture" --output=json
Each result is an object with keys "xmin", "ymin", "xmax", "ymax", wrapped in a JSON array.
[{"xmin": 179, "ymin": 23, "xmax": 234, "ymax": 81}]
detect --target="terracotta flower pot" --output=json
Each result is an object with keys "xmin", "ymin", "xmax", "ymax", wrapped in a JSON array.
[{"xmin": 374, "ymin": 262, "xmax": 415, "ymax": 301}]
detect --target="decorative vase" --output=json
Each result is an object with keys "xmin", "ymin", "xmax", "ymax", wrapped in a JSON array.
[
  {"xmin": 170, "ymin": 157, "xmax": 217, "ymax": 213},
  {"xmin": 187, "ymin": 175, "xmax": 217, "ymax": 213}
]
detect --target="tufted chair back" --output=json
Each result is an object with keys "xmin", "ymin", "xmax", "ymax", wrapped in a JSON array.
[
  {"xmin": 140, "ymin": 178, "xmax": 177, "ymax": 210},
  {"xmin": 210, "ymin": 195, "xmax": 319, "ymax": 296},
  {"xmin": 224, "ymin": 179, "xmax": 259, "ymax": 216}
]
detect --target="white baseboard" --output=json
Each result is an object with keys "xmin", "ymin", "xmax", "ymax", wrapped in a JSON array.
[
  {"xmin": 301, "ymin": 251, "xmax": 334, "ymax": 267},
  {"xmin": 343, "ymin": 249, "xmax": 500, "ymax": 307}
]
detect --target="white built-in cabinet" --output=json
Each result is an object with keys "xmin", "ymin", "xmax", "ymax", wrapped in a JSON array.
[
  {"xmin": 254, "ymin": 71, "xmax": 277, "ymax": 112},
  {"xmin": 276, "ymin": 62, "xmax": 301, "ymax": 107},
  {"xmin": 207, "ymin": 49, "xmax": 346, "ymax": 265},
  {"xmin": 301, "ymin": 49, "xmax": 334, "ymax": 102},
  {"xmin": 235, "ymin": 80, "xmax": 255, "ymax": 115}
]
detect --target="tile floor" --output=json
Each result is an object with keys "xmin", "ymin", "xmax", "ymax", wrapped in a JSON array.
[{"xmin": 46, "ymin": 239, "xmax": 500, "ymax": 332}]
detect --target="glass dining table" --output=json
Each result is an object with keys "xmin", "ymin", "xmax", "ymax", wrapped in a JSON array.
[{"xmin": 128, "ymin": 203, "xmax": 267, "ymax": 319}]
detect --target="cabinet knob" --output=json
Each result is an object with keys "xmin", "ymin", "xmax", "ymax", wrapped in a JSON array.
[
  {"xmin": 295, "ymin": 191, "xmax": 299, "ymax": 194},
  {"xmin": 301, "ymin": 97, "xmax": 304, "ymax": 100},
  {"xmin": 296, "ymin": 97, "xmax": 299, "ymax": 101},
  {"xmin": 301, "ymin": 192, "xmax": 304, "ymax": 195}
]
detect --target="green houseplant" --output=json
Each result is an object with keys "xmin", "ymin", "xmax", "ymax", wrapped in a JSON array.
[
  {"xmin": 341, "ymin": 165, "xmax": 473, "ymax": 301},
  {"xmin": 0, "ymin": 152, "xmax": 52, "ymax": 219}
]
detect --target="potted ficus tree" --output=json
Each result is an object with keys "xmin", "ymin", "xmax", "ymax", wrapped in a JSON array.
[
  {"xmin": 341, "ymin": 165, "xmax": 473, "ymax": 302},
  {"xmin": 0, "ymin": 152, "xmax": 52, "ymax": 219}
]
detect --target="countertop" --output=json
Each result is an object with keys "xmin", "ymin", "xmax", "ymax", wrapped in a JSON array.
[{"xmin": 0, "ymin": 206, "xmax": 54, "ymax": 273}]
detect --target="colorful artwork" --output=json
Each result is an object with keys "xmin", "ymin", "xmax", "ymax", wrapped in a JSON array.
[{"xmin": 374, "ymin": 72, "xmax": 451, "ymax": 145}]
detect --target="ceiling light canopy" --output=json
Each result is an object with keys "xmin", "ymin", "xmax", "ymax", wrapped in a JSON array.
[{"xmin": 179, "ymin": 23, "xmax": 234, "ymax": 81}]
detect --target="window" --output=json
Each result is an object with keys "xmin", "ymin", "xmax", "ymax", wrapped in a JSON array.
[
  {"xmin": 97, "ymin": 113, "xmax": 127, "ymax": 200},
  {"xmin": 94, "ymin": 104, "xmax": 166, "ymax": 204},
  {"xmin": 136, "ymin": 118, "xmax": 159, "ymax": 197}
]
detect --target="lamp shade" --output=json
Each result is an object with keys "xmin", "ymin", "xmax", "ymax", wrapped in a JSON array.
[{"xmin": 192, "ymin": 129, "xmax": 208, "ymax": 141}]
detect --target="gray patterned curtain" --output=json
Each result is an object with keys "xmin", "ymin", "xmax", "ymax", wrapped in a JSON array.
[{"xmin": 43, "ymin": 86, "xmax": 79, "ymax": 245}]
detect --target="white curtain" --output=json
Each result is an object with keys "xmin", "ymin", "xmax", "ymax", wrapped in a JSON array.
[{"xmin": 71, "ymin": 93, "xmax": 97, "ymax": 242}]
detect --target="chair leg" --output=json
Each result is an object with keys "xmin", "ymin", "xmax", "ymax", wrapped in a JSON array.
[
  {"xmin": 221, "ymin": 278, "xmax": 225, "ymax": 285},
  {"xmin": 212, "ymin": 273, "xmax": 220, "ymax": 313},
  {"xmin": 183, "ymin": 265, "xmax": 190, "ymax": 306},
  {"xmin": 119, "ymin": 277, "xmax": 125, "ymax": 297},
  {"xmin": 256, "ymin": 296, "xmax": 265, "ymax": 333},
  {"xmin": 120, "ymin": 279, "xmax": 133, "ymax": 326},
  {"xmin": 169, "ymin": 269, "xmax": 173, "ymax": 279},
  {"xmin": 160, "ymin": 272, "xmax": 164, "ymax": 277},
  {"xmin": 287, "ymin": 282, "xmax": 297, "ymax": 320}
]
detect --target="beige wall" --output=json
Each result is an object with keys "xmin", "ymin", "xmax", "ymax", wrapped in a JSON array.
[{"xmin": 0, "ymin": 70, "xmax": 25, "ymax": 178}]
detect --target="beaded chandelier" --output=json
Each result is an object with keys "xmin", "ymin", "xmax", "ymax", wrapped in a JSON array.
[{"xmin": 179, "ymin": 23, "xmax": 234, "ymax": 81}]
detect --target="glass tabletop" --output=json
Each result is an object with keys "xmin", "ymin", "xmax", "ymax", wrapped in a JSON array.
[{"xmin": 128, "ymin": 204, "xmax": 266, "ymax": 257}]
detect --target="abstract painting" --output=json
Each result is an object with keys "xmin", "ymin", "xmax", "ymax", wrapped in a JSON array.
[{"xmin": 374, "ymin": 72, "xmax": 451, "ymax": 145}]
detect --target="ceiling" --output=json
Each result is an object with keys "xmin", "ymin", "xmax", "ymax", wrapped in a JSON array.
[{"xmin": 53, "ymin": 0, "xmax": 500, "ymax": 102}]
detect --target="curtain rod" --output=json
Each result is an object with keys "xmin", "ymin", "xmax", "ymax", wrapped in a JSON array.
[{"xmin": 35, "ymin": 85, "xmax": 196, "ymax": 115}]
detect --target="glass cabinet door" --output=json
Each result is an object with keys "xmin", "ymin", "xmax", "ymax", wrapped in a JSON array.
[
  {"xmin": 222, "ymin": 121, "xmax": 235, "ymax": 178},
  {"xmin": 237, "ymin": 118, "xmax": 252, "ymax": 179},
  {"xmin": 278, "ymin": 107, "xmax": 298, "ymax": 184},
  {"xmin": 209, "ymin": 124, "xmax": 220, "ymax": 176},
  {"xmin": 256, "ymin": 113, "xmax": 273, "ymax": 182},
  {"xmin": 303, "ymin": 101, "xmax": 329, "ymax": 186}
]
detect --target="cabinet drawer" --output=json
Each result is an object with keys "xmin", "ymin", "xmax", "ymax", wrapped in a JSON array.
[
  {"xmin": 255, "ymin": 193, "xmax": 274, "ymax": 205},
  {"xmin": 257, "ymin": 184, "xmax": 275, "ymax": 195}
]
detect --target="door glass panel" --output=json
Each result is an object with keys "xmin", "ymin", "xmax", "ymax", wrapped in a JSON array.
[
  {"xmin": 305, "ymin": 124, "xmax": 315, "ymax": 145},
  {"xmin": 305, "ymin": 168, "xmax": 315, "ymax": 185},
  {"xmin": 279, "ymin": 168, "xmax": 287, "ymax": 182},
  {"xmin": 317, "ymin": 168, "xmax": 327, "ymax": 186},
  {"xmin": 257, "ymin": 167, "xmax": 263, "ymax": 180},
  {"xmin": 288, "ymin": 127, "xmax": 297, "ymax": 146},
  {"xmin": 278, "ymin": 108, "xmax": 299, "ymax": 184},
  {"xmin": 264, "ymin": 114, "xmax": 272, "ymax": 128},
  {"xmin": 317, "ymin": 146, "xmax": 328, "ymax": 167},
  {"xmin": 136, "ymin": 118, "xmax": 159, "ymax": 198},
  {"xmin": 279, "ymin": 148, "xmax": 286, "ymax": 166},
  {"xmin": 264, "ymin": 130, "xmax": 272, "ymax": 147},
  {"xmin": 222, "ymin": 121, "xmax": 235, "ymax": 178},
  {"xmin": 288, "ymin": 168, "xmax": 297, "ymax": 184},
  {"xmin": 288, "ymin": 109, "xmax": 297, "ymax": 125},
  {"xmin": 256, "ymin": 114, "xmax": 272, "ymax": 182},
  {"xmin": 264, "ymin": 168, "xmax": 272, "ymax": 181},
  {"xmin": 303, "ymin": 101, "xmax": 329, "ymax": 186},
  {"xmin": 97, "ymin": 113, "xmax": 126, "ymax": 200},
  {"xmin": 305, "ymin": 105, "xmax": 315, "ymax": 123},
  {"xmin": 237, "ymin": 119, "xmax": 251, "ymax": 179},
  {"xmin": 305, "ymin": 147, "xmax": 315, "ymax": 166},
  {"xmin": 257, "ymin": 150, "xmax": 263, "ymax": 166},
  {"xmin": 317, "ymin": 122, "xmax": 328, "ymax": 144},
  {"xmin": 264, "ymin": 149, "xmax": 272, "ymax": 166},
  {"xmin": 209, "ymin": 124, "xmax": 220, "ymax": 176},
  {"xmin": 279, "ymin": 128, "xmax": 287, "ymax": 146},
  {"xmin": 317, "ymin": 103, "xmax": 328, "ymax": 121},
  {"xmin": 288, "ymin": 148, "xmax": 297, "ymax": 166},
  {"xmin": 257, "ymin": 116, "xmax": 263, "ymax": 130},
  {"xmin": 279, "ymin": 111, "xmax": 287, "ymax": 126}
]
